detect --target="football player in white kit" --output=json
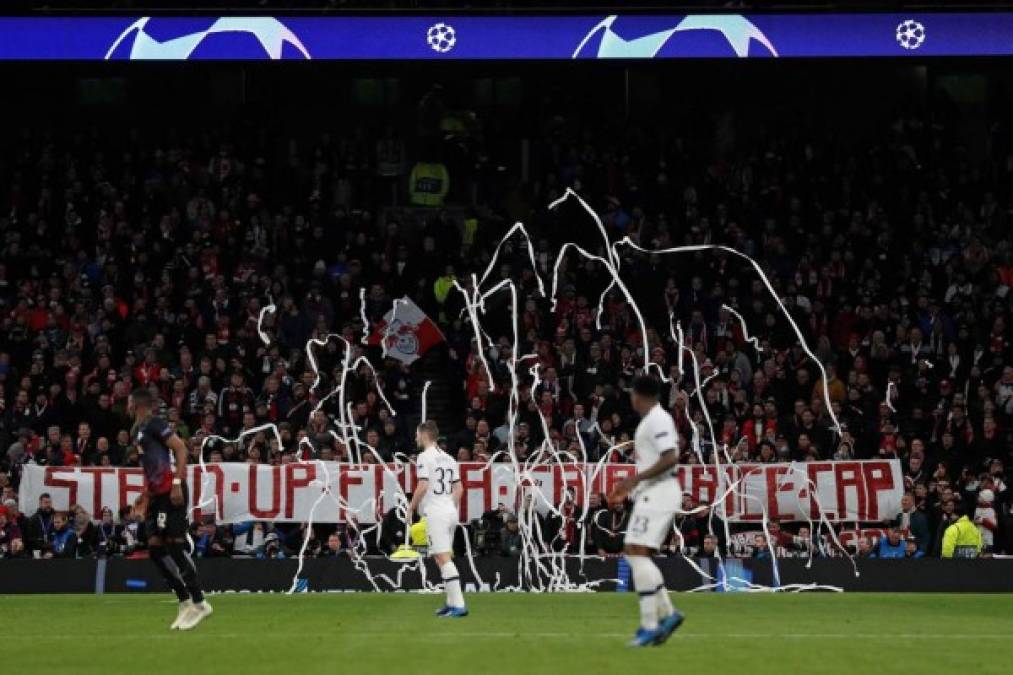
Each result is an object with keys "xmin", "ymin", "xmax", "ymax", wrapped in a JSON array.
[
  {"xmin": 408, "ymin": 420, "xmax": 468, "ymax": 617},
  {"xmin": 608, "ymin": 375, "xmax": 685, "ymax": 647}
]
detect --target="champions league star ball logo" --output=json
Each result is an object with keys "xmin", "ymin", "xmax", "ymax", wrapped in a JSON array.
[
  {"xmin": 572, "ymin": 15, "xmax": 777, "ymax": 59},
  {"xmin": 426, "ymin": 22, "xmax": 457, "ymax": 54},
  {"xmin": 896, "ymin": 19, "xmax": 926, "ymax": 51},
  {"xmin": 105, "ymin": 17, "xmax": 311, "ymax": 60}
]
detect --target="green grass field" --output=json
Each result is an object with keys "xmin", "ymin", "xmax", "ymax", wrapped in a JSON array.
[{"xmin": 7, "ymin": 593, "xmax": 1013, "ymax": 675}]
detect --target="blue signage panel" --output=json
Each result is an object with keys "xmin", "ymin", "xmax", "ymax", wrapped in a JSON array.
[{"xmin": 0, "ymin": 14, "xmax": 1006, "ymax": 60}]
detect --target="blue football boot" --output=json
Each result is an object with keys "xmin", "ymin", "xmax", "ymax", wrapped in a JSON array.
[
  {"xmin": 653, "ymin": 611, "xmax": 685, "ymax": 645},
  {"xmin": 439, "ymin": 606, "xmax": 469, "ymax": 618},
  {"xmin": 627, "ymin": 627, "xmax": 659, "ymax": 647}
]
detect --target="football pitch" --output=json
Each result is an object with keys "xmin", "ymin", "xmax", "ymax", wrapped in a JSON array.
[{"xmin": 8, "ymin": 593, "xmax": 1013, "ymax": 674}]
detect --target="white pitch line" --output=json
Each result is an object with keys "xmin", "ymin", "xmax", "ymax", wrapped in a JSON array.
[{"xmin": 24, "ymin": 631, "xmax": 1013, "ymax": 640}]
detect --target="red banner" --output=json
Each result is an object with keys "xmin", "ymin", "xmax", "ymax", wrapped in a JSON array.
[{"xmin": 18, "ymin": 460, "xmax": 903, "ymax": 524}]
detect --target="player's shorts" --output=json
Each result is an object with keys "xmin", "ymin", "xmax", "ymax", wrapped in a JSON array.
[
  {"xmin": 144, "ymin": 483, "xmax": 189, "ymax": 539},
  {"xmin": 624, "ymin": 489, "xmax": 679, "ymax": 550},
  {"xmin": 425, "ymin": 510, "xmax": 458, "ymax": 555}
]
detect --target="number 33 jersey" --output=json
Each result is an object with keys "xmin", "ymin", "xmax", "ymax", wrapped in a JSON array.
[{"xmin": 416, "ymin": 446, "xmax": 460, "ymax": 518}]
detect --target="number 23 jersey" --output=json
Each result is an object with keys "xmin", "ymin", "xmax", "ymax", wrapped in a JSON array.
[
  {"xmin": 416, "ymin": 446, "xmax": 460, "ymax": 518},
  {"xmin": 633, "ymin": 403, "xmax": 681, "ymax": 505}
]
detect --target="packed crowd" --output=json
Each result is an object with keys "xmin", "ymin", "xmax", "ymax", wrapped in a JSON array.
[{"xmin": 0, "ymin": 74, "xmax": 1011, "ymax": 563}]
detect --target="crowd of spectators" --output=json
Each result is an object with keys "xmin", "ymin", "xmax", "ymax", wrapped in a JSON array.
[{"xmin": 0, "ymin": 71, "xmax": 1011, "ymax": 563}]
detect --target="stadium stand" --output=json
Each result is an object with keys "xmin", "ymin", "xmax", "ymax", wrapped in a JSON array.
[{"xmin": 0, "ymin": 56, "xmax": 1010, "ymax": 563}]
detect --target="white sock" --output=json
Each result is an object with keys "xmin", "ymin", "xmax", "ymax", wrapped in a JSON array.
[
  {"xmin": 440, "ymin": 561, "xmax": 465, "ymax": 608},
  {"xmin": 655, "ymin": 584, "xmax": 674, "ymax": 619},
  {"xmin": 626, "ymin": 555, "xmax": 660, "ymax": 631},
  {"xmin": 642, "ymin": 562, "xmax": 674, "ymax": 619}
]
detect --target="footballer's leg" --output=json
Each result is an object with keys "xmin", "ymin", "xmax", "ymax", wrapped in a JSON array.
[
  {"xmin": 653, "ymin": 599, "xmax": 685, "ymax": 646},
  {"xmin": 650, "ymin": 511, "xmax": 684, "ymax": 645},
  {"xmin": 433, "ymin": 551, "xmax": 467, "ymax": 617},
  {"xmin": 168, "ymin": 535, "xmax": 212, "ymax": 630},
  {"xmin": 624, "ymin": 544, "xmax": 662, "ymax": 646},
  {"xmin": 431, "ymin": 517, "xmax": 466, "ymax": 617},
  {"xmin": 164, "ymin": 485, "xmax": 212, "ymax": 631},
  {"xmin": 653, "ymin": 565, "xmax": 684, "ymax": 646},
  {"xmin": 147, "ymin": 533, "xmax": 192, "ymax": 630},
  {"xmin": 144, "ymin": 494, "xmax": 193, "ymax": 630},
  {"xmin": 624, "ymin": 505, "xmax": 683, "ymax": 647}
]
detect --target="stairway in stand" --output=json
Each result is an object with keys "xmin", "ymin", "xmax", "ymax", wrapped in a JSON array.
[{"xmin": 412, "ymin": 345, "xmax": 461, "ymax": 438}]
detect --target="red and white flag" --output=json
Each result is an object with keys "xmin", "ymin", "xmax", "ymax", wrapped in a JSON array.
[{"xmin": 367, "ymin": 297, "xmax": 445, "ymax": 364}]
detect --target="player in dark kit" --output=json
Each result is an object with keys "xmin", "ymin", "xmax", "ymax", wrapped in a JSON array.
[{"xmin": 128, "ymin": 388, "xmax": 213, "ymax": 631}]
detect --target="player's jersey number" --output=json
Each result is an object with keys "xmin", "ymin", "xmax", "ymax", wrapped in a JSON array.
[
  {"xmin": 629, "ymin": 515, "xmax": 649, "ymax": 535},
  {"xmin": 432, "ymin": 467, "xmax": 453, "ymax": 495}
]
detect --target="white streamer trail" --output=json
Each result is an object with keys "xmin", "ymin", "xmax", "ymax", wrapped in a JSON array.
[
  {"xmin": 192, "ymin": 187, "xmax": 853, "ymax": 596},
  {"xmin": 885, "ymin": 381, "xmax": 898, "ymax": 413},
  {"xmin": 721, "ymin": 303, "xmax": 764, "ymax": 353},
  {"xmin": 256, "ymin": 298, "xmax": 276, "ymax": 347}
]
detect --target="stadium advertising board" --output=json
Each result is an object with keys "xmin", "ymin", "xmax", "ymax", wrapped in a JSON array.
[
  {"xmin": 20, "ymin": 460, "xmax": 903, "ymax": 525},
  {"xmin": 0, "ymin": 14, "xmax": 1007, "ymax": 60}
]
